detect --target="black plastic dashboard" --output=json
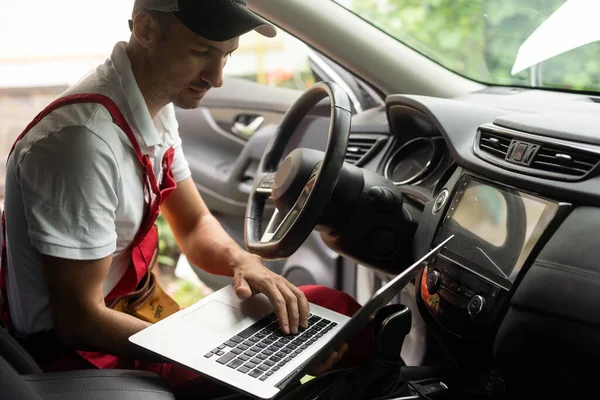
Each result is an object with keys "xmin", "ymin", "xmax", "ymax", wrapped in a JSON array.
[
  {"xmin": 388, "ymin": 90, "xmax": 600, "ymax": 205},
  {"xmin": 345, "ymin": 87, "xmax": 600, "ymax": 396}
]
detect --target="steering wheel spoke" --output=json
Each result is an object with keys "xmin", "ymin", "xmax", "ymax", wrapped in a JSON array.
[
  {"xmin": 255, "ymin": 172, "xmax": 276, "ymax": 197},
  {"xmin": 260, "ymin": 175, "xmax": 317, "ymax": 243},
  {"xmin": 261, "ymin": 208, "xmax": 298, "ymax": 243}
]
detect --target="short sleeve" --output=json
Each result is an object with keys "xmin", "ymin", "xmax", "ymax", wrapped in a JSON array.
[
  {"xmin": 171, "ymin": 135, "xmax": 192, "ymax": 183},
  {"xmin": 18, "ymin": 126, "xmax": 120, "ymax": 260},
  {"xmin": 163, "ymin": 104, "xmax": 192, "ymax": 183}
]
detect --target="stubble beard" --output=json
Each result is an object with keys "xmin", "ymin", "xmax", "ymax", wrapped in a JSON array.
[
  {"xmin": 148, "ymin": 76, "xmax": 205, "ymax": 110},
  {"xmin": 172, "ymin": 91, "xmax": 204, "ymax": 110}
]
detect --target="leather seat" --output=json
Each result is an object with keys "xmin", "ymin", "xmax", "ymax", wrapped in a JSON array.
[
  {"xmin": 0, "ymin": 325, "xmax": 40, "ymax": 375},
  {"xmin": 23, "ymin": 369, "xmax": 175, "ymax": 400},
  {"xmin": 0, "ymin": 326, "xmax": 175, "ymax": 400}
]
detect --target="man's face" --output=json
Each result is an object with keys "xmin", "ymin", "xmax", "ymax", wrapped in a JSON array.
[{"xmin": 144, "ymin": 17, "xmax": 239, "ymax": 109}]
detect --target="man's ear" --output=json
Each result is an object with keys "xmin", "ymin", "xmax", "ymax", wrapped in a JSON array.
[{"xmin": 132, "ymin": 11, "xmax": 160, "ymax": 49}]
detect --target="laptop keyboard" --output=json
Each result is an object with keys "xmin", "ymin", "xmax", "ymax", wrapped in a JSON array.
[{"xmin": 203, "ymin": 313, "xmax": 336, "ymax": 381}]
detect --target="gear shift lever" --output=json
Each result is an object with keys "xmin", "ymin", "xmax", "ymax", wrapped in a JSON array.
[{"xmin": 373, "ymin": 304, "xmax": 412, "ymax": 364}]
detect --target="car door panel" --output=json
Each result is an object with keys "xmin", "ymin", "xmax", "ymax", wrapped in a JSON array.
[
  {"xmin": 179, "ymin": 114, "xmax": 274, "ymax": 215},
  {"xmin": 207, "ymin": 107, "xmax": 283, "ymax": 139},
  {"xmin": 198, "ymin": 77, "xmax": 301, "ymax": 111},
  {"xmin": 176, "ymin": 79, "xmax": 298, "ymax": 214}
]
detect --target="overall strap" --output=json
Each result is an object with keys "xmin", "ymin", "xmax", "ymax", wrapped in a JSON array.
[{"xmin": 8, "ymin": 93, "xmax": 160, "ymax": 194}]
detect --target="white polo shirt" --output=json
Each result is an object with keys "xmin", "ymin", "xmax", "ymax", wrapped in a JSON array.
[{"xmin": 3, "ymin": 42, "xmax": 192, "ymax": 334}]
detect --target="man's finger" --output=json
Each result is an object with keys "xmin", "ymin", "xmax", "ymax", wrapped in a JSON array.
[
  {"xmin": 323, "ymin": 351, "xmax": 340, "ymax": 370},
  {"xmin": 262, "ymin": 283, "xmax": 290, "ymax": 334},
  {"xmin": 311, "ymin": 343, "xmax": 348, "ymax": 376},
  {"xmin": 278, "ymin": 283, "xmax": 299, "ymax": 334},
  {"xmin": 313, "ymin": 351, "xmax": 338, "ymax": 376},
  {"xmin": 233, "ymin": 275, "xmax": 253, "ymax": 300},
  {"xmin": 336, "ymin": 343, "xmax": 349, "ymax": 361},
  {"xmin": 286, "ymin": 282, "xmax": 310, "ymax": 329}
]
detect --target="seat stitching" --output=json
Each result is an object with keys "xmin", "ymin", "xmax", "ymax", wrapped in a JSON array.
[
  {"xmin": 42, "ymin": 388, "xmax": 173, "ymax": 396},
  {"xmin": 26, "ymin": 374, "xmax": 161, "ymax": 382},
  {"xmin": 534, "ymin": 259, "xmax": 600, "ymax": 281}
]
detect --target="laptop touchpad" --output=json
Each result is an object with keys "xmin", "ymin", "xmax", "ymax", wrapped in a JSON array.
[{"xmin": 184, "ymin": 300, "xmax": 246, "ymax": 333}]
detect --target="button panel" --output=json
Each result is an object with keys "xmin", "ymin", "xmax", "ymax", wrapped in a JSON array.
[{"xmin": 420, "ymin": 256, "xmax": 507, "ymax": 339}]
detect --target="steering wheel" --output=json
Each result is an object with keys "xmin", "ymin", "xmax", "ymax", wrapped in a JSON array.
[{"xmin": 245, "ymin": 81, "xmax": 352, "ymax": 259}]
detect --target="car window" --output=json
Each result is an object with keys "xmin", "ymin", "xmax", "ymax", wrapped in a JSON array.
[
  {"xmin": 223, "ymin": 30, "xmax": 316, "ymax": 91},
  {"xmin": 223, "ymin": 29, "xmax": 381, "ymax": 112}
]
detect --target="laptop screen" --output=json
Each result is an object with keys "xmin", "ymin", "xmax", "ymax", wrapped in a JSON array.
[{"xmin": 276, "ymin": 235, "xmax": 454, "ymax": 389}]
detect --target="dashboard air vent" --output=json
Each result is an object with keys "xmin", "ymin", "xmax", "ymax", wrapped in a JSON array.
[
  {"xmin": 474, "ymin": 123, "xmax": 600, "ymax": 181},
  {"xmin": 345, "ymin": 134, "xmax": 387, "ymax": 166},
  {"xmin": 478, "ymin": 129, "xmax": 512, "ymax": 159},
  {"xmin": 531, "ymin": 145, "xmax": 599, "ymax": 177}
]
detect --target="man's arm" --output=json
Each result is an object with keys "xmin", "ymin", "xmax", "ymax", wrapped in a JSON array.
[
  {"xmin": 160, "ymin": 178, "xmax": 310, "ymax": 334},
  {"xmin": 42, "ymin": 255, "xmax": 156, "ymax": 360},
  {"xmin": 159, "ymin": 178, "xmax": 247, "ymax": 277}
]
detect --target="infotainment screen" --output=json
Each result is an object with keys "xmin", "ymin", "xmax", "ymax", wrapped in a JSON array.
[{"xmin": 434, "ymin": 175, "xmax": 559, "ymax": 289}]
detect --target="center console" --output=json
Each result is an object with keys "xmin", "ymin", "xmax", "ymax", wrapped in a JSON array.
[{"xmin": 417, "ymin": 171, "xmax": 563, "ymax": 338}]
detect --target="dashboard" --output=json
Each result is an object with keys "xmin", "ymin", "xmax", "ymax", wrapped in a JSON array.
[{"xmin": 344, "ymin": 87, "xmax": 600, "ymax": 396}]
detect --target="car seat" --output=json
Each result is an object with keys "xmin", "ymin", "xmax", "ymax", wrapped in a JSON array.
[{"xmin": 0, "ymin": 325, "xmax": 175, "ymax": 399}]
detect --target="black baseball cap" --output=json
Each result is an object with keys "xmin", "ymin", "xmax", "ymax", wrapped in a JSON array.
[{"xmin": 130, "ymin": 0, "xmax": 277, "ymax": 41}]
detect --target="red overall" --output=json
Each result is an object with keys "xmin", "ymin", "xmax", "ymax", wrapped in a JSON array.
[{"xmin": 0, "ymin": 94, "xmax": 372, "ymax": 393}]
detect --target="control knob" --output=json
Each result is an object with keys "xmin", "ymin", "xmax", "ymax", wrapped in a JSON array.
[
  {"xmin": 467, "ymin": 295, "xmax": 486, "ymax": 318},
  {"xmin": 432, "ymin": 189, "xmax": 449, "ymax": 214},
  {"xmin": 425, "ymin": 269, "xmax": 442, "ymax": 295}
]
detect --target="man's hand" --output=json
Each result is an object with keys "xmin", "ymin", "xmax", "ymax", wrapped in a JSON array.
[
  {"xmin": 311, "ymin": 343, "xmax": 348, "ymax": 376},
  {"xmin": 232, "ymin": 254, "xmax": 310, "ymax": 334},
  {"xmin": 233, "ymin": 254, "xmax": 349, "ymax": 375}
]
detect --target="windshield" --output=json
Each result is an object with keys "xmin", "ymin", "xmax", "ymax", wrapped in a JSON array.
[{"xmin": 333, "ymin": 0, "xmax": 600, "ymax": 93}]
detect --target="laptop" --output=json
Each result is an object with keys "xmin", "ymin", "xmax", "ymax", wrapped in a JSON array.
[{"xmin": 130, "ymin": 235, "xmax": 453, "ymax": 399}]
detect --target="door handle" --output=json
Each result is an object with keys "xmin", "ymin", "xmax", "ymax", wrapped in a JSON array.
[{"xmin": 232, "ymin": 115, "xmax": 264, "ymax": 137}]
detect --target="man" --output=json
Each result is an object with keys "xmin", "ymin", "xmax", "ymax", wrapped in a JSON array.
[{"xmin": 1, "ymin": 0, "xmax": 370, "ymax": 397}]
